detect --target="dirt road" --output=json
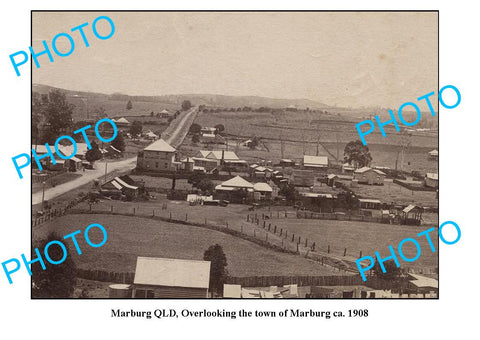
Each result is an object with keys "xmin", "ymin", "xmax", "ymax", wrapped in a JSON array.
[{"xmin": 32, "ymin": 107, "xmax": 198, "ymax": 205}]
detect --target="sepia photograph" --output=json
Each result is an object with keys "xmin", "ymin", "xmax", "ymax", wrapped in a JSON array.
[{"xmin": 31, "ymin": 11, "xmax": 439, "ymax": 299}]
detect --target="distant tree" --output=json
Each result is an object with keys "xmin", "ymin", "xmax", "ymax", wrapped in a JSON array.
[
  {"xmin": 192, "ymin": 134, "xmax": 200, "ymax": 144},
  {"xmin": 372, "ymin": 261, "xmax": 402, "ymax": 281},
  {"xmin": 203, "ymin": 244, "xmax": 229, "ymax": 296},
  {"xmin": 37, "ymin": 90, "xmax": 74, "ymax": 144},
  {"xmin": 126, "ymin": 100, "xmax": 133, "ymax": 110},
  {"xmin": 279, "ymin": 183, "xmax": 297, "ymax": 204},
  {"xmin": 214, "ymin": 124, "xmax": 225, "ymax": 134},
  {"xmin": 167, "ymin": 117, "xmax": 174, "ymax": 124},
  {"xmin": 129, "ymin": 121, "xmax": 143, "ymax": 137},
  {"xmin": 188, "ymin": 173, "xmax": 203, "ymax": 186},
  {"xmin": 197, "ymin": 179, "xmax": 215, "ymax": 193},
  {"xmin": 32, "ymin": 232, "xmax": 76, "ymax": 298},
  {"xmin": 189, "ymin": 123, "xmax": 202, "ymax": 134},
  {"xmin": 150, "ymin": 111, "xmax": 154, "ymax": 117},
  {"xmin": 111, "ymin": 132, "xmax": 126, "ymax": 152},
  {"xmin": 344, "ymin": 140, "xmax": 373, "ymax": 168},
  {"xmin": 249, "ymin": 136, "xmax": 259, "ymax": 150},
  {"xmin": 181, "ymin": 100, "xmax": 192, "ymax": 111},
  {"xmin": 336, "ymin": 191, "xmax": 359, "ymax": 211},
  {"xmin": 95, "ymin": 106, "xmax": 107, "ymax": 118},
  {"xmin": 85, "ymin": 141, "xmax": 103, "ymax": 165}
]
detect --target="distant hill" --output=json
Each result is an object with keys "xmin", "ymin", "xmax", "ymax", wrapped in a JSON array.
[{"xmin": 32, "ymin": 84, "xmax": 332, "ymax": 121}]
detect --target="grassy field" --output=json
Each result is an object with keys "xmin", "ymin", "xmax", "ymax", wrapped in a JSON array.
[
  {"xmin": 191, "ymin": 110, "xmax": 438, "ymax": 172},
  {"xmin": 264, "ymin": 217, "xmax": 439, "ymax": 270},
  {"xmin": 340, "ymin": 180, "xmax": 438, "ymax": 207},
  {"xmin": 35, "ymin": 214, "xmax": 340, "ymax": 277},
  {"xmin": 68, "ymin": 96, "xmax": 180, "ymax": 121},
  {"xmin": 32, "ymin": 172, "xmax": 83, "ymax": 194},
  {"xmin": 129, "ymin": 176, "xmax": 193, "ymax": 191},
  {"xmin": 68, "ymin": 197, "xmax": 438, "ymax": 270}
]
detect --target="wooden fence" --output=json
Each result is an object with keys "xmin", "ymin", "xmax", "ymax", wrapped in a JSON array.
[
  {"xmin": 76, "ymin": 268, "xmax": 135, "ymax": 284},
  {"xmin": 33, "ymin": 195, "xmax": 88, "ymax": 226},
  {"xmin": 32, "ymin": 169, "xmax": 67, "ymax": 183},
  {"xmin": 74, "ymin": 268, "xmax": 411, "ymax": 291}
]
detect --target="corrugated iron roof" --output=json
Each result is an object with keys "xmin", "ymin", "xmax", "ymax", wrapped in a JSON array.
[
  {"xmin": 144, "ymin": 139, "xmax": 176, "ymax": 153},
  {"xmin": 303, "ymin": 155, "xmax": 328, "ymax": 166},
  {"xmin": 134, "ymin": 257, "xmax": 211, "ymax": 289}
]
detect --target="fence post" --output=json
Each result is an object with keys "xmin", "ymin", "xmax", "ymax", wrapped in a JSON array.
[
  {"xmin": 253, "ymin": 229, "xmax": 256, "ymax": 238},
  {"xmin": 247, "ymin": 214, "xmax": 249, "ymax": 222},
  {"xmin": 312, "ymin": 242, "xmax": 316, "ymax": 251},
  {"xmin": 133, "ymin": 207, "xmax": 136, "ymax": 215},
  {"xmin": 344, "ymin": 248, "xmax": 347, "ymax": 256},
  {"xmin": 185, "ymin": 213, "xmax": 188, "ymax": 221},
  {"xmin": 285, "ymin": 210, "xmax": 287, "ymax": 218},
  {"xmin": 285, "ymin": 230, "xmax": 288, "ymax": 238},
  {"xmin": 296, "ymin": 243, "xmax": 299, "ymax": 253},
  {"xmin": 298, "ymin": 236, "xmax": 301, "ymax": 244},
  {"xmin": 263, "ymin": 221, "xmax": 266, "ymax": 228},
  {"xmin": 305, "ymin": 238, "xmax": 308, "ymax": 247},
  {"xmin": 328, "ymin": 245, "xmax": 330, "ymax": 253},
  {"xmin": 360, "ymin": 251, "xmax": 362, "ymax": 258},
  {"xmin": 205, "ymin": 218, "xmax": 207, "ymax": 225},
  {"xmin": 169, "ymin": 212, "xmax": 172, "ymax": 221},
  {"xmin": 274, "ymin": 225, "xmax": 277, "ymax": 234},
  {"xmin": 292, "ymin": 234, "xmax": 294, "ymax": 242},
  {"xmin": 268, "ymin": 224, "xmax": 271, "ymax": 231}
]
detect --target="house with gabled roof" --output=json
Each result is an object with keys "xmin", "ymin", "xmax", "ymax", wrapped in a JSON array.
[
  {"xmin": 137, "ymin": 139, "xmax": 176, "ymax": 171},
  {"xmin": 353, "ymin": 166, "xmax": 386, "ymax": 185}
]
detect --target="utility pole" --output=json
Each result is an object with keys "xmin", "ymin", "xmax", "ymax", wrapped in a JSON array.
[
  {"xmin": 280, "ymin": 131, "xmax": 285, "ymax": 159},
  {"xmin": 41, "ymin": 181, "xmax": 46, "ymax": 208},
  {"xmin": 104, "ymin": 160, "xmax": 108, "ymax": 183}
]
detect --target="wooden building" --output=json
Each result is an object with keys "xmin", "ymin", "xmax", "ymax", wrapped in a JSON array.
[
  {"xmin": 137, "ymin": 139, "xmax": 176, "ymax": 172},
  {"xmin": 353, "ymin": 167, "xmax": 386, "ymax": 185},
  {"xmin": 425, "ymin": 173, "xmax": 438, "ymax": 189},
  {"xmin": 133, "ymin": 257, "xmax": 211, "ymax": 298}
]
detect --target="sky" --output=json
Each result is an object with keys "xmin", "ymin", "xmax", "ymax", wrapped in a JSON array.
[{"xmin": 32, "ymin": 11, "xmax": 438, "ymax": 109}]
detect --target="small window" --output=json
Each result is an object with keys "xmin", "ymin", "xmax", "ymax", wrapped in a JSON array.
[{"xmin": 134, "ymin": 289, "xmax": 154, "ymax": 298}]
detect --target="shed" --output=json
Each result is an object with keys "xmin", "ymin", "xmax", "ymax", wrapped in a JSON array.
[
  {"xmin": 279, "ymin": 159, "xmax": 295, "ymax": 167},
  {"xmin": 428, "ymin": 149, "xmax": 438, "ymax": 160},
  {"xmin": 408, "ymin": 273, "xmax": 438, "ymax": 293},
  {"xmin": 425, "ymin": 173, "xmax": 438, "ymax": 189},
  {"xmin": 303, "ymin": 155, "xmax": 328, "ymax": 169},
  {"xmin": 402, "ymin": 204, "xmax": 424, "ymax": 225},
  {"xmin": 358, "ymin": 198, "xmax": 381, "ymax": 209},
  {"xmin": 133, "ymin": 257, "xmax": 211, "ymax": 298}
]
